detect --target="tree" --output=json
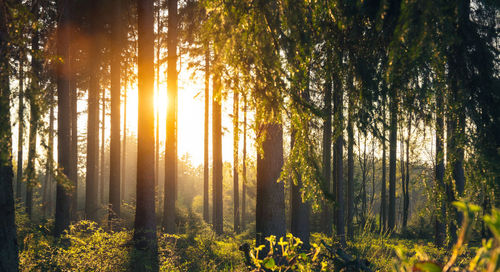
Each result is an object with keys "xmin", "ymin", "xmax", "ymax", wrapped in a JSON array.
[
  {"xmin": 203, "ymin": 46, "xmax": 209, "ymax": 223},
  {"xmin": 0, "ymin": 0, "xmax": 19, "ymax": 268},
  {"xmin": 380, "ymin": 93, "xmax": 387, "ymax": 232},
  {"xmin": 133, "ymin": 0, "xmax": 158, "ymax": 269},
  {"xmin": 163, "ymin": 0, "xmax": 177, "ymax": 234},
  {"xmin": 388, "ymin": 89, "xmax": 398, "ymax": 231},
  {"xmin": 321, "ymin": 66, "xmax": 332, "ymax": 235},
  {"xmin": 85, "ymin": 0, "xmax": 101, "ymax": 222},
  {"xmin": 241, "ymin": 94, "xmax": 247, "ymax": 230},
  {"xmin": 109, "ymin": 0, "xmax": 122, "ymax": 221},
  {"xmin": 434, "ymin": 93, "xmax": 446, "ymax": 247},
  {"xmin": 346, "ymin": 76, "xmax": 355, "ymax": 240},
  {"xmin": 233, "ymin": 90, "xmax": 239, "ymax": 233},
  {"xmin": 54, "ymin": 0, "xmax": 72, "ymax": 236},
  {"xmin": 212, "ymin": 71, "xmax": 223, "ymax": 235},
  {"xmin": 16, "ymin": 58, "xmax": 24, "ymax": 201},
  {"xmin": 333, "ymin": 74, "xmax": 345, "ymax": 245}
]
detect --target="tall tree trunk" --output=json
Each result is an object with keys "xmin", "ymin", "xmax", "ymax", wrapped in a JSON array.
[
  {"xmin": 347, "ymin": 82, "xmax": 354, "ymax": 240},
  {"xmin": 290, "ymin": 131, "xmax": 311, "ymax": 248},
  {"xmin": 26, "ymin": 0, "xmax": 42, "ymax": 219},
  {"xmin": 100, "ymin": 89, "xmax": 106, "ymax": 205},
  {"xmin": 212, "ymin": 73, "xmax": 223, "ymax": 235},
  {"xmin": 70, "ymin": 72, "xmax": 78, "ymax": 219},
  {"xmin": 388, "ymin": 90, "xmax": 398, "ymax": 232},
  {"xmin": 256, "ymin": 119, "xmax": 285, "ymax": 246},
  {"xmin": 434, "ymin": 94, "xmax": 446, "ymax": 247},
  {"xmin": 109, "ymin": 0, "xmax": 122, "ymax": 221},
  {"xmin": 380, "ymin": 94, "xmax": 387, "ymax": 232},
  {"xmin": 16, "ymin": 59, "xmax": 24, "ymax": 201},
  {"xmin": 43, "ymin": 98, "xmax": 55, "ymax": 218},
  {"xmin": 233, "ymin": 90, "xmax": 240, "ymax": 233},
  {"xmin": 333, "ymin": 77, "xmax": 345, "ymax": 245},
  {"xmin": 85, "ymin": 0, "xmax": 101, "ymax": 222},
  {"xmin": 54, "ymin": 0, "xmax": 72, "ymax": 236},
  {"xmin": 133, "ymin": 0, "xmax": 158, "ymax": 269},
  {"xmin": 402, "ymin": 114, "xmax": 411, "ymax": 229},
  {"xmin": 241, "ymin": 94, "xmax": 247, "ymax": 230},
  {"xmin": 163, "ymin": 0, "xmax": 177, "ymax": 234},
  {"xmin": 321, "ymin": 71, "xmax": 332, "ymax": 235},
  {"xmin": 154, "ymin": 0, "xmax": 161, "ymax": 213},
  {"xmin": 121, "ymin": 78, "xmax": 127, "ymax": 201},
  {"xmin": 0, "ymin": 1, "xmax": 19, "ymax": 267},
  {"xmin": 203, "ymin": 47, "xmax": 210, "ymax": 223}
]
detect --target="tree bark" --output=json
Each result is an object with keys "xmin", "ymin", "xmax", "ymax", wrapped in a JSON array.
[
  {"xmin": 347, "ymin": 82, "xmax": 354, "ymax": 240},
  {"xmin": 16, "ymin": 59, "xmax": 24, "ymax": 201},
  {"xmin": 70, "ymin": 69, "xmax": 78, "ymax": 219},
  {"xmin": 212, "ymin": 73, "xmax": 223, "ymax": 235},
  {"xmin": 54, "ymin": 0, "xmax": 72, "ymax": 236},
  {"xmin": 121, "ymin": 77, "xmax": 127, "ymax": 201},
  {"xmin": 388, "ymin": 90, "xmax": 397, "ymax": 232},
  {"xmin": 321, "ymin": 71, "xmax": 332, "ymax": 235},
  {"xmin": 0, "ymin": 1, "xmax": 19, "ymax": 267},
  {"xmin": 241, "ymin": 94, "xmax": 247, "ymax": 230},
  {"xmin": 380, "ymin": 95, "xmax": 387, "ymax": 232},
  {"xmin": 203, "ymin": 47, "xmax": 210, "ymax": 223},
  {"xmin": 163, "ymin": 0, "xmax": 177, "ymax": 234},
  {"xmin": 100, "ymin": 89, "xmax": 106, "ymax": 205},
  {"xmin": 435, "ymin": 94, "xmax": 446, "ymax": 247},
  {"xmin": 109, "ymin": 0, "xmax": 122, "ymax": 221},
  {"xmin": 256, "ymin": 120, "xmax": 285, "ymax": 246},
  {"xmin": 233, "ymin": 90, "xmax": 240, "ymax": 233},
  {"xmin": 133, "ymin": 0, "xmax": 158, "ymax": 269},
  {"xmin": 333, "ymin": 77, "xmax": 345, "ymax": 245}
]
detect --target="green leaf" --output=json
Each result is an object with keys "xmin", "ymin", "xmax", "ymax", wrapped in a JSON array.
[
  {"xmin": 414, "ymin": 262, "xmax": 442, "ymax": 272},
  {"xmin": 263, "ymin": 257, "xmax": 276, "ymax": 270}
]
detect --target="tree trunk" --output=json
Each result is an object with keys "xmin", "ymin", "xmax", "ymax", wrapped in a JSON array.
[
  {"xmin": 163, "ymin": 0, "xmax": 177, "ymax": 234},
  {"xmin": 16, "ymin": 59, "xmax": 24, "ymax": 201},
  {"xmin": 321, "ymin": 71, "xmax": 332, "ymax": 235},
  {"xmin": 54, "ymin": 0, "xmax": 72, "ymax": 236},
  {"xmin": 212, "ymin": 73, "xmax": 223, "ymax": 235},
  {"xmin": 233, "ymin": 90, "xmax": 240, "ymax": 233},
  {"xmin": 0, "ymin": 1, "xmax": 19, "ymax": 267},
  {"xmin": 380, "ymin": 95, "xmax": 387, "ymax": 232},
  {"xmin": 109, "ymin": 0, "xmax": 122, "ymax": 221},
  {"xmin": 402, "ymin": 114, "xmax": 411, "ymax": 229},
  {"xmin": 333, "ymin": 77, "xmax": 345, "ymax": 245},
  {"xmin": 388, "ymin": 90, "xmax": 397, "ymax": 232},
  {"xmin": 203, "ymin": 47, "xmax": 210, "ymax": 223},
  {"xmin": 100, "ymin": 89, "xmax": 106, "ymax": 205},
  {"xmin": 43, "ymin": 98, "xmax": 55, "ymax": 218},
  {"xmin": 85, "ymin": 0, "xmax": 101, "ymax": 222},
  {"xmin": 133, "ymin": 0, "xmax": 158, "ymax": 269},
  {"xmin": 26, "ymin": 0, "xmax": 42, "ymax": 219},
  {"xmin": 155, "ymin": 0, "xmax": 161, "ymax": 213},
  {"xmin": 70, "ymin": 71, "xmax": 78, "ymax": 219},
  {"xmin": 241, "ymin": 94, "xmax": 247, "ymax": 230},
  {"xmin": 121, "ymin": 78, "xmax": 127, "ymax": 201},
  {"xmin": 256, "ymin": 120, "xmax": 285, "ymax": 246},
  {"xmin": 434, "ymin": 94, "xmax": 446, "ymax": 247},
  {"xmin": 347, "ymin": 83, "xmax": 354, "ymax": 240}
]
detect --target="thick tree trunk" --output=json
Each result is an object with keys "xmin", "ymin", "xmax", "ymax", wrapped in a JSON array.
[
  {"xmin": 16, "ymin": 60, "xmax": 24, "ymax": 201},
  {"xmin": 388, "ymin": 90, "xmax": 397, "ymax": 232},
  {"xmin": 133, "ymin": 0, "xmax": 158, "ymax": 269},
  {"xmin": 54, "ymin": 0, "xmax": 72, "ymax": 236},
  {"xmin": 241, "ymin": 95, "xmax": 247, "ymax": 230},
  {"xmin": 290, "ymin": 131, "xmax": 310, "ymax": 248},
  {"xmin": 256, "ymin": 121, "xmax": 285, "ymax": 246},
  {"xmin": 163, "ymin": 0, "xmax": 177, "ymax": 234},
  {"xmin": 0, "ymin": 1, "xmax": 19, "ymax": 267},
  {"xmin": 203, "ymin": 47, "xmax": 210, "ymax": 223},
  {"xmin": 85, "ymin": 0, "xmax": 101, "ymax": 222},
  {"xmin": 109, "ymin": 0, "xmax": 122, "ymax": 221},
  {"xmin": 333, "ymin": 78, "xmax": 345, "ymax": 245},
  {"xmin": 321, "ymin": 73, "xmax": 332, "ymax": 235},
  {"xmin": 233, "ymin": 91, "xmax": 240, "ymax": 233},
  {"xmin": 212, "ymin": 73, "xmax": 223, "ymax": 235}
]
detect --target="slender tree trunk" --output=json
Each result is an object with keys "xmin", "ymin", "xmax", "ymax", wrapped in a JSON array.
[
  {"xmin": 43, "ymin": 99, "xmax": 55, "ymax": 218},
  {"xmin": 26, "ymin": 0, "xmax": 42, "ymax": 219},
  {"xmin": 163, "ymin": 0, "xmax": 178, "ymax": 234},
  {"xmin": 434, "ymin": 94, "xmax": 446, "ymax": 247},
  {"xmin": 100, "ymin": 89, "xmax": 106, "ymax": 205},
  {"xmin": 388, "ymin": 90, "xmax": 398, "ymax": 232},
  {"xmin": 256, "ymin": 119, "xmax": 285, "ymax": 246},
  {"xmin": 402, "ymin": 114, "xmax": 411, "ymax": 229},
  {"xmin": 109, "ymin": 0, "xmax": 122, "ymax": 221},
  {"xmin": 212, "ymin": 73, "xmax": 223, "ymax": 235},
  {"xmin": 359, "ymin": 133, "xmax": 367, "ymax": 227},
  {"xmin": 380, "ymin": 94, "xmax": 387, "ymax": 232},
  {"xmin": 203, "ymin": 47, "xmax": 210, "ymax": 223},
  {"xmin": 347, "ymin": 83, "xmax": 354, "ymax": 240},
  {"xmin": 122, "ymin": 78, "xmax": 127, "ymax": 201},
  {"xmin": 0, "ymin": 1, "xmax": 19, "ymax": 267},
  {"xmin": 321, "ymin": 71, "xmax": 332, "ymax": 235},
  {"xmin": 155, "ymin": 0, "xmax": 161, "ymax": 212},
  {"xmin": 233, "ymin": 91, "xmax": 240, "ymax": 233},
  {"xmin": 85, "ymin": 0, "xmax": 101, "ymax": 221},
  {"xmin": 241, "ymin": 94, "xmax": 247, "ymax": 230},
  {"xmin": 54, "ymin": 0, "xmax": 72, "ymax": 236},
  {"xmin": 133, "ymin": 0, "xmax": 158, "ymax": 269},
  {"xmin": 333, "ymin": 77, "xmax": 345, "ymax": 245},
  {"xmin": 371, "ymin": 135, "xmax": 375, "ymax": 210},
  {"xmin": 70, "ymin": 73, "xmax": 78, "ymax": 219},
  {"xmin": 16, "ymin": 59, "xmax": 24, "ymax": 201}
]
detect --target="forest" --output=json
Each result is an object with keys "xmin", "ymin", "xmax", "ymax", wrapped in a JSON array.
[{"xmin": 0, "ymin": 0, "xmax": 499, "ymax": 271}]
